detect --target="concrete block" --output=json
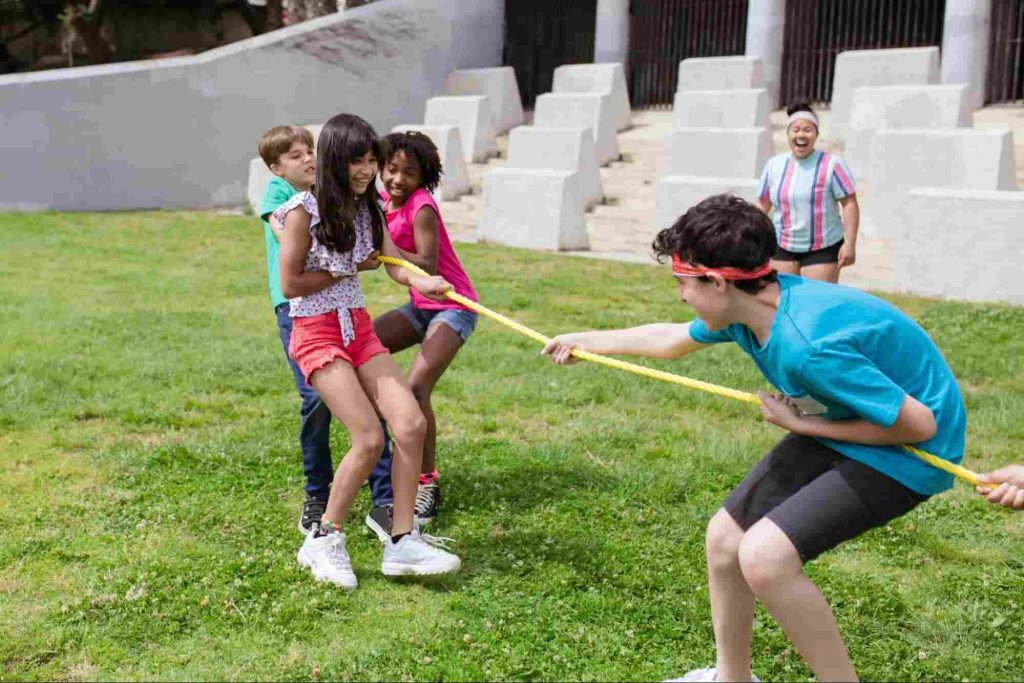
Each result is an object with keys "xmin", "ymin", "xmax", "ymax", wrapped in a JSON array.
[
  {"xmin": 424, "ymin": 95, "xmax": 498, "ymax": 163},
  {"xmin": 676, "ymin": 56, "xmax": 764, "ymax": 92},
  {"xmin": 831, "ymin": 46, "xmax": 940, "ymax": 138},
  {"xmin": 477, "ymin": 168, "xmax": 589, "ymax": 250},
  {"xmin": 845, "ymin": 84, "xmax": 970, "ymax": 177},
  {"xmin": 671, "ymin": 88, "xmax": 771, "ymax": 129},
  {"xmin": 506, "ymin": 125, "xmax": 603, "ymax": 209},
  {"xmin": 861, "ymin": 128, "xmax": 1018, "ymax": 239},
  {"xmin": 533, "ymin": 92, "xmax": 620, "ymax": 165},
  {"xmin": 663, "ymin": 128, "xmax": 772, "ymax": 179},
  {"xmin": 552, "ymin": 62, "xmax": 632, "ymax": 131},
  {"xmin": 444, "ymin": 66, "xmax": 524, "ymax": 134},
  {"xmin": 656, "ymin": 176, "xmax": 760, "ymax": 231},
  {"xmin": 390, "ymin": 124, "xmax": 471, "ymax": 201},
  {"xmin": 893, "ymin": 188, "xmax": 1024, "ymax": 305}
]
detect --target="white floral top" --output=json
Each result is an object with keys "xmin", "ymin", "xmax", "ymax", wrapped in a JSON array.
[{"xmin": 272, "ymin": 191, "xmax": 376, "ymax": 344}]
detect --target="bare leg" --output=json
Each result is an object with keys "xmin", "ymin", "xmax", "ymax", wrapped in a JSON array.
[
  {"xmin": 772, "ymin": 259, "xmax": 800, "ymax": 276},
  {"xmin": 356, "ymin": 353, "xmax": 426, "ymax": 537},
  {"xmin": 373, "ymin": 309, "xmax": 421, "ymax": 355},
  {"xmin": 308, "ymin": 360, "xmax": 387, "ymax": 526},
  {"xmin": 738, "ymin": 519, "xmax": 858, "ymax": 682},
  {"xmin": 706, "ymin": 509, "xmax": 756, "ymax": 681},
  {"xmin": 801, "ymin": 262, "xmax": 841, "ymax": 283},
  {"xmin": 406, "ymin": 322, "xmax": 464, "ymax": 473}
]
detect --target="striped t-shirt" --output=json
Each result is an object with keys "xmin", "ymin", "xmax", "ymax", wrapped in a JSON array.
[{"xmin": 757, "ymin": 150, "xmax": 856, "ymax": 253}]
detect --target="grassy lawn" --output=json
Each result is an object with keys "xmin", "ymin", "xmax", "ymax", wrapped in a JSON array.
[{"xmin": 1, "ymin": 210, "xmax": 1023, "ymax": 681}]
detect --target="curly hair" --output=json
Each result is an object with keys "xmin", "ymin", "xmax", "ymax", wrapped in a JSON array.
[
  {"xmin": 381, "ymin": 131, "xmax": 443, "ymax": 193},
  {"xmin": 652, "ymin": 194, "xmax": 778, "ymax": 293}
]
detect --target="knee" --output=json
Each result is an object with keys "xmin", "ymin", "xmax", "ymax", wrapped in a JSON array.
[
  {"xmin": 391, "ymin": 410, "xmax": 427, "ymax": 446},
  {"xmin": 705, "ymin": 510, "xmax": 743, "ymax": 572},
  {"xmin": 350, "ymin": 428, "xmax": 386, "ymax": 461},
  {"xmin": 408, "ymin": 378, "xmax": 433, "ymax": 404},
  {"xmin": 737, "ymin": 527, "xmax": 801, "ymax": 596}
]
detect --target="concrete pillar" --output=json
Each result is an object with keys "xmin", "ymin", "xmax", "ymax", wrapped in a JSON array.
[
  {"xmin": 745, "ymin": 0, "xmax": 785, "ymax": 108},
  {"xmin": 594, "ymin": 0, "xmax": 629, "ymax": 65},
  {"xmin": 941, "ymin": 0, "xmax": 992, "ymax": 111}
]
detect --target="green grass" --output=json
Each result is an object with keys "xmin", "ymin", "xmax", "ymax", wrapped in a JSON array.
[{"xmin": 1, "ymin": 210, "xmax": 1023, "ymax": 681}]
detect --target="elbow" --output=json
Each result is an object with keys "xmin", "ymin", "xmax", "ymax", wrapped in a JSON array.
[
  {"xmin": 916, "ymin": 414, "xmax": 938, "ymax": 443},
  {"xmin": 280, "ymin": 278, "xmax": 297, "ymax": 299},
  {"xmin": 905, "ymin": 409, "xmax": 937, "ymax": 444}
]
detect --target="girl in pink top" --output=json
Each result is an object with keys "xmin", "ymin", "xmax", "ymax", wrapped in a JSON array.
[{"xmin": 364, "ymin": 131, "xmax": 479, "ymax": 538}]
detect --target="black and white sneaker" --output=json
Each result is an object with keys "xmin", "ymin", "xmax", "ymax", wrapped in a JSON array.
[
  {"xmin": 298, "ymin": 495, "xmax": 327, "ymax": 535},
  {"xmin": 364, "ymin": 504, "xmax": 393, "ymax": 544},
  {"xmin": 414, "ymin": 481, "xmax": 441, "ymax": 526}
]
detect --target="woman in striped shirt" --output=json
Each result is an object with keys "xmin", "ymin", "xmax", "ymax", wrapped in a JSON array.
[{"xmin": 756, "ymin": 103, "xmax": 860, "ymax": 283}]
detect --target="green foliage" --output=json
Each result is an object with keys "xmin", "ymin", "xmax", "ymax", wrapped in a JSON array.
[{"xmin": 1, "ymin": 210, "xmax": 1022, "ymax": 680}]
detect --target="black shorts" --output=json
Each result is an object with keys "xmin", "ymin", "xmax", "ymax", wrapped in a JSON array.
[
  {"xmin": 723, "ymin": 434, "xmax": 929, "ymax": 563},
  {"xmin": 774, "ymin": 239, "xmax": 843, "ymax": 266}
]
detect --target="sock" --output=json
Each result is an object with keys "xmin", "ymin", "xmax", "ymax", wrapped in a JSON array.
[
  {"xmin": 391, "ymin": 531, "xmax": 411, "ymax": 544},
  {"xmin": 316, "ymin": 518, "xmax": 342, "ymax": 538},
  {"xmin": 419, "ymin": 470, "xmax": 439, "ymax": 486}
]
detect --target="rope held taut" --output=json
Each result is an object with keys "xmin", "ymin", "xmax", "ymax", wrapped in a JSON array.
[{"xmin": 378, "ymin": 256, "xmax": 984, "ymax": 488}]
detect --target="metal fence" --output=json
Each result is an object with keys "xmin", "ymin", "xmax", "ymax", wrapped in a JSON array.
[
  {"xmin": 987, "ymin": 0, "xmax": 1024, "ymax": 104},
  {"xmin": 779, "ymin": 0, "xmax": 946, "ymax": 105},
  {"xmin": 503, "ymin": 0, "xmax": 597, "ymax": 108},
  {"xmin": 628, "ymin": 0, "xmax": 749, "ymax": 108}
]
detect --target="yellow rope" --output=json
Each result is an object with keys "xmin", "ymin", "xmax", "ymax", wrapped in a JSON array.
[{"xmin": 379, "ymin": 256, "xmax": 985, "ymax": 488}]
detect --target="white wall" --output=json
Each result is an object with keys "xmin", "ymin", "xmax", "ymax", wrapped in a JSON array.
[{"xmin": 0, "ymin": 0, "xmax": 503, "ymax": 211}]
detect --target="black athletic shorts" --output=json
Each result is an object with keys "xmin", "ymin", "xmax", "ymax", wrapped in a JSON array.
[
  {"xmin": 774, "ymin": 239, "xmax": 843, "ymax": 266},
  {"xmin": 723, "ymin": 433, "xmax": 929, "ymax": 563}
]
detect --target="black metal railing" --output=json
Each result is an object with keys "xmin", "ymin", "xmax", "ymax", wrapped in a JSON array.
[
  {"xmin": 987, "ymin": 0, "xmax": 1024, "ymax": 104},
  {"xmin": 503, "ymin": 0, "xmax": 597, "ymax": 109},
  {"xmin": 779, "ymin": 0, "xmax": 946, "ymax": 105},
  {"xmin": 628, "ymin": 0, "xmax": 749, "ymax": 108}
]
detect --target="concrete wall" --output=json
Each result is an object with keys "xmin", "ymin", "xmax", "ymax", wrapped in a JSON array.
[{"xmin": 0, "ymin": 0, "xmax": 503, "ymax": 211}]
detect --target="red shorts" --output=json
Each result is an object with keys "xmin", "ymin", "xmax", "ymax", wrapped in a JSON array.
[{"xmin": 288, "ymin": 308, "xmax": 388, "ymax": 384}]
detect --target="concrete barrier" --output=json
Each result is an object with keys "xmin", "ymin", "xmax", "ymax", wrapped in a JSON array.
[
  {"xmin": 663, "ymin": 128, "xmax": 772, "ymax": 179},
  {"xmin": 0, "ymin": 0, "xmax": 504, "ymax": 211},
  {"xmin": 671, "ymin": 88, "xmax": 770, "ymax": 129},
  {"xmin": 424, "ymin": 95, "xmax": 498, "ymax": 163},
  {"xmin": 655, "ymin": 176, "xmax": 760, "ymax": 231},
  {"xmin": 506, "ymin": 125, "xmax": 603, "ymax": 209},
  {"xmin": 894, "ymin": 188, "xmax": 1024, "ymax": 305},
  {"xmin": 533, "ymin": 92, "xmax": 620, "ymax": 165},
  {"xmin": 831, "ymin": 46, "xmax": 940, "ymax": 139},
  {"xmin": 477, "ymin": 168, "xmax": 589, "ymax": 251},
  {"xmin": 444, "ymin": 66, "xmax": 524, "ymax": 134},
  {"xmin": 246, "ymin": 122, "xmax": 323, "ymax": 214},
  {"xmin": 861, "ymin": 128, "xmax": 1017, "ymax": 239},
  {"xmin": 552, "ymin": 62, "xmax": 631, "ymax": 131},
  {"xmin": 390, "ymin": 124, "xmax": 472, "ymax": 201},
  {"xmin": 676, "ymin": 56, "xmax": 764, "ymax": 92},
  {"xmin": 845, "ymin": 84, "xmax": 970, "ymax": 177}
]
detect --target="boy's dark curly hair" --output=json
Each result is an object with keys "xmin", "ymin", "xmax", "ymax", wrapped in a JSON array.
[
  {"xmin": 652, "ymin": 194, "xmax": 778, "ymax": 293},
  {"xmin": 381, "ymin": 131, "xmax": 444, "ymax": 194}
]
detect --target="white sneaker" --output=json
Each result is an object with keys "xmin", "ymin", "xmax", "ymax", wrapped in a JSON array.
[
  {"xmin": 667, "ymin": 671, "xmax": 757, "ymax": 679},
  {"xmin": 297, "ymin": 528, "xmax": 358, "ymax": 590},
  {"xmin": 381, "ymin": 530, "xmax": 461, "ymax": 576},
  {"xmin": 663, "ymin": 667, "xmax": 760, "ymax": 682}
]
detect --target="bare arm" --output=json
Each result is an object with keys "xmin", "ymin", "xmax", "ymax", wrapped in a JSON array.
[
  {"xmin": 268, "ymin": 214, "xmax": 285, "ymax": 240},
  {"xmin": 542, "ymin": 322, "xmax": 709, "ymax": 364},
  {"xmin": 837, "ymin": 194, "xmax": 859, "ymax": 268},
  {"xmin": 380, "ymin": 228, "xmax": 451, "ymax": 299},
  {"xmin": 395, "ymin": 205, "xmax": 440, "ymax": 274},
  {"xmin": 278, "ymin": 208, "xmax": 335, "ymax": 299},
  {"xmin": 759, "ymin": 392, "xmax": 937, "ymax": 445}
]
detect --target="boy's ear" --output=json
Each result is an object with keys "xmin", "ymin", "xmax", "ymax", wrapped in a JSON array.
[
  {"xmin": 708, "ymin": 273, "xmax": 729, "ymax": 292},
  {"xmin": 268, "ymin": 160, "xmax": 283, "ymax": 177}
]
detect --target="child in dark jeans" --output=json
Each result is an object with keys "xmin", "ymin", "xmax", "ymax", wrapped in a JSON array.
[{"xmin": 257, "ymin": 124, "xmax": 392, "ymax": 533}]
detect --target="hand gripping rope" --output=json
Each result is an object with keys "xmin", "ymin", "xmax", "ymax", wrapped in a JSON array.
[{"xmin": 378, "ymin": 256, "xmax": 986, "ymax": 488}]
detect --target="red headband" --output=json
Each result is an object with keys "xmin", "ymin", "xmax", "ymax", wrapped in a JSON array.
[{"xmin": 671, "ymin": 254, "xmax": 773, "ymax": 281}]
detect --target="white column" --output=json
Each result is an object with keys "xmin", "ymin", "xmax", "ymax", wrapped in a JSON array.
[
  {"xmin": 941, "ymin": 0, "xmax": 992, "ymax": 111},
  {"xmin": 594, "ymin": 0, "xmax": 629, "ymax": 65},
  {"xmin": 744, "ymin": 0, "xmax": 785, "ymax": 108}
]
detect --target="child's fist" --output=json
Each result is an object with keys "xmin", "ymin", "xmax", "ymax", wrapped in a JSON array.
[
  {"xmin": 976, "ymin": 465, "xmax": 1024, "ymax": 510},
  {"xmin": 412, "ymin": 274, "xmax": 452, "ymax": 301},
  {"xmin": 542, "ymin": 335, "xmax": 581, "ymax": 365},
  {"xmin": 357, "ymin": 251, "xmax": 381, "ymax": 271}
]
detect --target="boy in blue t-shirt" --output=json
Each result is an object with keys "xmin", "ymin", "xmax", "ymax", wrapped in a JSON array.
[
  {"xmin": 257, "ymin": 125, "xmax": 335, "ymax": 534},
  {"xmin": 542, "ymin": 194, "xmax": 967, "ymax": 682}
]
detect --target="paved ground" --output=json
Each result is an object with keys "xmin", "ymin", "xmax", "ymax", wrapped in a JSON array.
[{"xmin": 440, "ymin": 104, "xmax": 1024, "ymax": 293}]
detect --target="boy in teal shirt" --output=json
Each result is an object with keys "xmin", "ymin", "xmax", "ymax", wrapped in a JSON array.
[
  {"xmin": 543, "ymin": 194, "xmax": 967, "ymax": 682},
  {"xmin": 257, "ymin": 125, "xmax": 335, "ymax": 534}
]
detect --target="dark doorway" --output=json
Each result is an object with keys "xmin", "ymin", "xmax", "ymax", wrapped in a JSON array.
[{"xmin": 987, "ymin": 0, "xmax": 1024, "ymax": 104}]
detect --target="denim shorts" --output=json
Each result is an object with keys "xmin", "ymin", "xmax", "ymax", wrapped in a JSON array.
[{"xmin": 398, "ymin": 302, "xmax": 477, "ymax": 342}]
